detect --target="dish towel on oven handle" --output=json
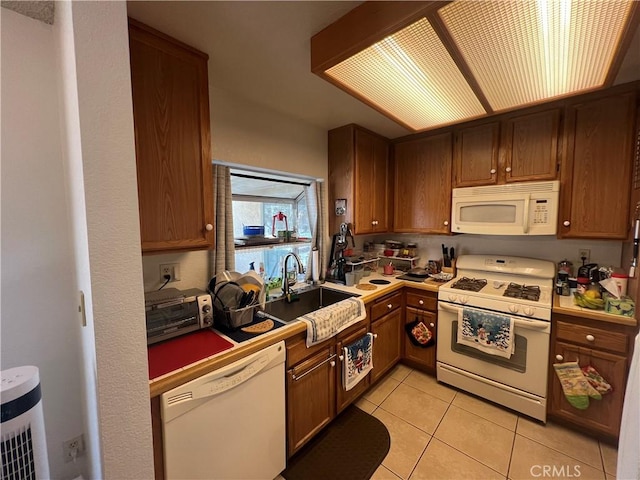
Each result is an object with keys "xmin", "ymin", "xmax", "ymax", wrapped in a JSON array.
[
  {"xmin": 300, "ymin": 297, "xmax": 367, "ymax": 347},
  {"xmin": 457, "ymin": 307, "xmax": 515, "ymax": 359},
  {"xmin": 342, "ymin": 332, "xmax": 374, "ymax": 391}
]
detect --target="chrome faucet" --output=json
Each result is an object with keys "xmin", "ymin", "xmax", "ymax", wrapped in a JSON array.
[{"xmin": 282, "ymin": 252, "xmax": 305, "ymax": 301}]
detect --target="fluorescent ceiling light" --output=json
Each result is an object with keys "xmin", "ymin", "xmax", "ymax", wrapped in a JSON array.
[
  {"xmin": 438, "ymin": 0, "xmax": 635, "ymax": 111},
  {"xmin": 316, "ymin": 0, "xmax": 636, "ymax": 132},
  {"xmin": 325, "ymin": 18, "xmax": 485, "ymax": 130}
]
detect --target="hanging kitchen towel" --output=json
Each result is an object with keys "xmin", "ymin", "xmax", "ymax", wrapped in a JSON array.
[
  {"xmin": 300, "ymin": 297, "xmax": 367, "ymax": 347},
  {"xmin": 457, "ymin": 307, "xmax": 515, "ymax": 359},
  {"xmin": 553, "ymin": 362, "xmax": 602, "ymax": 410},
  {"xmin": 343, "ymin": 333, "xmax": 374, "ymax": 391}
]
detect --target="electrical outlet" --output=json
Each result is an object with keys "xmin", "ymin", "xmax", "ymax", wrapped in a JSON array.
[
  {"xmin": 159, "ymin": 263, "xmax": 180, "ymax": 282},
  {"xmin": 578, "ymin": 249, "xmax": 591, "ymax": 264},
  {"xmin": 63, "ymin": 435, "xmax": 84, "ymax": 463}
]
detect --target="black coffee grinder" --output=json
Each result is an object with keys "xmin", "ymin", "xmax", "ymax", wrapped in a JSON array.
[{"xmin": 327, "ymin": 222, "xmax": 354, "ymax": 284}]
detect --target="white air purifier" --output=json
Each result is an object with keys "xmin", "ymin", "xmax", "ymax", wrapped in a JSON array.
[{"xmin": 1, "ymin": 366, "xmax": 50, "ymax": 479}]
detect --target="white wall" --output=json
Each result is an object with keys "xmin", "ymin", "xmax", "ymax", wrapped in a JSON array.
[
  {"xmin": 1, "ymin": 8, "xmax": 86, "ymax": 479},
  {"xmin": 58, "ymin": 2, "xmax": 154, "ymax": 478}
]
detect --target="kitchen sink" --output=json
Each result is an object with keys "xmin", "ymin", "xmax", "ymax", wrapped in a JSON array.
[{"xmin": 260, "ymin": 286, "xmax": 358, "ymax": 323}]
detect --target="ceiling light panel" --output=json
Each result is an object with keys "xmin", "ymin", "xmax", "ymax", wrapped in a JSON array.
[
  {"xmin": 325, "ymin": 18, "xmax": 486, "ymax": 131},
  {"xmin": 438, "ymin": 0, "xmax": 634, "ymax": 111}
]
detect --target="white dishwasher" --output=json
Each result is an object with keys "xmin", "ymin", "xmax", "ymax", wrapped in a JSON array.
[{"xmin": 161, "ymin": 341, "xmax": 286, "ymax": 479}]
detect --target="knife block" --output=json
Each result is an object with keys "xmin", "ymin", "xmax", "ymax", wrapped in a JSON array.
[{"xmin": 441, "ymin": 259, "xmax": 456, "ymax": 277}]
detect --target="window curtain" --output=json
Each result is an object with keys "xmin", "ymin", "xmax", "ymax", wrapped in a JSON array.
[
  {"xmin": 304, "ymin": 181, "xmax": 327, "ymax": 281},
  {"xmin": 211, "ymin": 165, "xmax": 235, "ymax": 277}
]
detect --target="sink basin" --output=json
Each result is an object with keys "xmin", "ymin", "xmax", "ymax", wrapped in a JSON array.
[{"xmin": 261, "ymin": 286, "xmax": 358, "ymax": 323}]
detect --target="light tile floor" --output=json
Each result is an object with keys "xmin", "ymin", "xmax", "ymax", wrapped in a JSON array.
[{"xmin": 356, "ymin": 364, "xmax": 618, "ymax": 480}]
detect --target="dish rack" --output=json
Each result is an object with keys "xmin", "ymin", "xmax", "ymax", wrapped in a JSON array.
[
  {"xmin": 345, "ymin": 256, "xmax": 380, "ymax": 274},
  {"xmin": 211, "ymin": 281, "xmax": 259, "ymax": 330}
]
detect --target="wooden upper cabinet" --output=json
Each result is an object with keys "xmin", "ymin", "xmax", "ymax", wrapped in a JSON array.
[
  {"xmin": 328, "ymin": 125, "xmax": 389, "ymax": 235},
  {"xmin": 453, "ymin": 121, "xmax": 500, "ymax": 187},
  {"xmin": 393, "ymin": 132, "xmax": 453, "ymax": 234},
  {"xmin": 453, "ymin": 109, "xmax": 561, "ymax": 188},
  {"xmin": 559, "ymin": 89, "xmax": 636, "ymax": 240},
  {"xmin": 129, "ymin": 19, "xmax": 214, "ymax": 253},
  {"xmin": 502, "ymin": 108, "xmax": 561, "ymax": 183}
]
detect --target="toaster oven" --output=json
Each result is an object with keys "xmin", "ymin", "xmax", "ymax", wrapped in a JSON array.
[{"xmin": 145, "ymin": 288, "xmax": 213, "ymax": 345}]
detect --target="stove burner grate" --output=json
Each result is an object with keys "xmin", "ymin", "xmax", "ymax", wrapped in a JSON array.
[
  {"xmin": 503, "ymin": 282, "xmax": 541, "ymax": 301},
  {"xmin": 451, "ymin": 277, "xmax": 487, "ymax": 292}
]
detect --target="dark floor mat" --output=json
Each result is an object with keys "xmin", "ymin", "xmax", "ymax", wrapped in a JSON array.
[{"xmin": 282, "ymin": 405, "xmax": 390, "ymax": 480}]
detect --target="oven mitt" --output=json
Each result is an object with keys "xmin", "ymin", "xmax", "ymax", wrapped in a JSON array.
[
  {"xmin": 554, "ymin": 362, "xmax": 601, "ymax": 410},
  {"xmin": 581, "ymin": 365, "xmax": 612, "ymax": 395}
]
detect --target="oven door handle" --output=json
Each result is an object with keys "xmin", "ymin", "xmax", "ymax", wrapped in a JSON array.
[{"xmin": 438, "ymin": 302, "xmax": 550, "ymax": 331}]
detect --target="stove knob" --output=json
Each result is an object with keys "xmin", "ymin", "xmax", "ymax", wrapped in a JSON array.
[
  {"xmin": 523, "ymin": 307, "xmax": 535, "ymax": 316},
  {"xmin": 508, "ymin": 304, "xmax": 519, "ymax": 313},
  {"xmin": 448, "ymin": 294, "xmax": 458, "ymax": 302},
  {"xmin": 202, "ymin": 304, "xmax": 212, "ymax": 314},
  {"xmin": 459, "ymin": 296, "xmax": 469, "ymax": 304}
]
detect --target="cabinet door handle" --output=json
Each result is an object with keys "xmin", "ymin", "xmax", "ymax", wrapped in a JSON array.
[
  {"xmin": 205, "ymin": 223, "xmax": 214, "ymax": 231},
  {"xmin": 443, "ymin": 220, "xmax": 449, "ymax": 226},
  {"xmin": 505, "ymin": 167, "xmax": 512, "ymax": 173},
  {"xmin": 291, "ymin": 354, "xmax": 337, "ymax": 382},
  {"xmin": 419, "ymin": 300, "xmax": 424, "ymax": 305},
  {"xmin": 586, "ymin": 334, "xmax": 595, "ymax": 342},
  {"xmin": 373, "ymin": 333, "xmax": 378, "ymax": 339},
  {"xmin": 490, "ymin": 168, "xmax": 496, "ymax": 174},
  {"xmin": 563, "ymin": 220, "xmax": 570, "ymax": 227},
  {"xmin": 339, "ymin": 355, "xmax": 344, "ymax": 361},
  {"xmin": 429, "ymin": 323, "xmax": 435, "ymax": 328},
  {"xmin": 555, "ymin": 354, "xmax": 564, "ymax": 361}
]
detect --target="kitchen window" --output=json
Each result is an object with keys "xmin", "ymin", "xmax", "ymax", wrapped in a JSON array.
[{"xmin": 231, "ymin": 170, "xmax": 314, "ymax": 282}]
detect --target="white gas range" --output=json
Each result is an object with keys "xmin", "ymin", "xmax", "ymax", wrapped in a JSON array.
[{"xmin": 436, "ymin": 255, "xmax": 555, "ymax": 422}]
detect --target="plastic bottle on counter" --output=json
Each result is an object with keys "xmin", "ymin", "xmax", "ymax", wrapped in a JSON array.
[{"xmin": 611, "ymin": 272, "xmax": 628, "ymax": 297}]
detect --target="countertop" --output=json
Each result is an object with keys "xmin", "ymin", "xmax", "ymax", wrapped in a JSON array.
[
  {"xmin": 553, "ymin": 294, "xmax": 637, "ymax": 327},
  {"xmin": 149, "ymin": 271, "xmax": 433, "ymax": 397},
  {"xmin": 148, "ymin": 271, "xmax": 636, "ymax": 398}
]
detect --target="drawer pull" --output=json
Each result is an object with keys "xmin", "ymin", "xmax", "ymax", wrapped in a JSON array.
[
  {"xmin": 387, "ymin": 304, "xmax": 393, "ymax": 309},
  {"xmin": 291, "ymin": 354, "xmax": 337, "ymax": 382},
  {"xmin": 586, "ymin": 334, "xmax": 595, "ymax": 342},
  {"xmin": 555, "ymin": 354, "xmax": 564, "ymax": 361},
  {"xmin": 419, "ymin": 300, "xmax": 424, "ymax": 305}
]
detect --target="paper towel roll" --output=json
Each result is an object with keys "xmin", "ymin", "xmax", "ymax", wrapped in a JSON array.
[{"xmin": 312, "ymin": 249, "xmax": 319, "ymax": 282}]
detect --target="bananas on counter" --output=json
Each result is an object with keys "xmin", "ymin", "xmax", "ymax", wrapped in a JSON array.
[{"xmin": 573, "ymin": 292, "xmax": 605, "ymax": 310}]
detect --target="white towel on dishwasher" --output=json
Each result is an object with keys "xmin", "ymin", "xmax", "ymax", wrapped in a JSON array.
[{"xmin": 300, "ymin": 297, "xmax": 366, "ymax": 347}]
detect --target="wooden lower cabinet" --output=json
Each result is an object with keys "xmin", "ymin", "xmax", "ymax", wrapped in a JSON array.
[
  {"xmin": 286, "ymin": 344, "xmax": 336, "ymax": 457},
  {"xmin": 285, "ymin": 320, "xmax": 373, "ymax": 457},
  {"xmin": 403, "ymin": 288, "xmax": 438, "ymax": 373},
  {"xmin": 549, "ymin": 341, "xmax": 627, "ymax": 440},
  {"xmin": 404, "ymin": 307, "xmax": 437, "ymax": 372},
  {"xmin": 548, "ymin": 313, "xmax": 635, "ymax": 441},
  {"xmin": 370, "ymin": 293, "xmax": 403, "ymax": 383}
]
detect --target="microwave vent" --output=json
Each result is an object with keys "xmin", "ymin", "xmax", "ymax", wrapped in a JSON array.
[{"xmin": 453, "ymin": 180, "xmax": 559, "ymax": 197}]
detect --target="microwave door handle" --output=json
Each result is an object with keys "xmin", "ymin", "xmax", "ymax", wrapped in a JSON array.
[{"xmin": 522, "ymin": 193, "xmax": 531, "ymax": 234}]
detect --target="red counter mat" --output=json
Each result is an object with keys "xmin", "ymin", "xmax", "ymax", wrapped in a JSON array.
[{"xmin": 148, "ymin": 330, "xmax": 234, "ymax": 380}]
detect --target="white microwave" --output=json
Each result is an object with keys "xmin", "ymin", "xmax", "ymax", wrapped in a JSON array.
[{"xmin": 451, "ymin": 180, "xmax": 560, "ymax": 235}]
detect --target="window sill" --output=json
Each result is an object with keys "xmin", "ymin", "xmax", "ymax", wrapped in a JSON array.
[{"xmin": 234, "ymin": 239, "xmax": 312, "ymax": 249}]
